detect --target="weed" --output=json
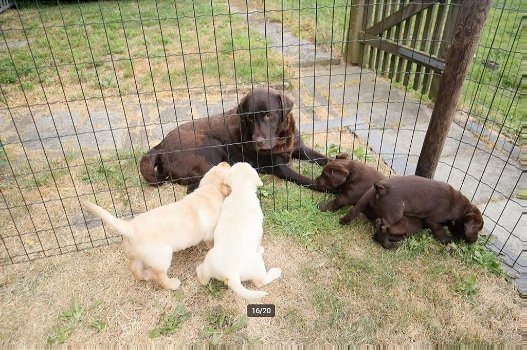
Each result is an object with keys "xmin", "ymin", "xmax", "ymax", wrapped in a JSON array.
[
  {"xmin": 399, "ymin": 230, "xmax": 437, "ymax": 255},
  {"xmin": 453, "ymin": 274, "xmax": 479, "ymax": 300},
  {"xmin": 81, "ymin": 161, "xmax": 128, "ymax": 187},
  {"xmin": 149, "ymin": 304, "xmax": 191, "ymax": 338},
  {"xmin": 352, "ymin": 146, "xmax": 374, "ymax": 161},
  {"xmin": 90, "ymin": 320, "xmax": 108, "ymax": 332},
  {"xmin": 450, "ymin": 241, "xmax": 503, "ymax": 275},
  {"xmin": 201, "ymin": 305, "xmax": 248, "ymax": 344},
  {"xmin": 47, "ymin": 298, "xmax": 94, "ymax": 344},
  {"xmin": 59, "ymin": 299, "xmax": 85, "ymax": 322},
  {"xmin": 205, "ymin": 279, "xmax": 228, "ymax": 299}
]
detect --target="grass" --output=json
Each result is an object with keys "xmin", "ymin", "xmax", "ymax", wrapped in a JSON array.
[
  {"xmin": 0, "ymin": 0, "xmax": 286, "ymax": 108},
  {"xmin": 149, "ymin": 304, "xmax": 191, "ymax": 338},
  {"xmin": 263, "ymin": 0, "xmax": 351, "ymax": 56},
  {"xmin": 47, "ymin": 298, "xmax": 102, "ymax": 344},
  {"xmin": 201, "ymin": 305, "xmax": 249, "ymax": 344},
  {"xmin": 205, "ymin": 279, "xmax": 229, "ymax": 299},
  {"xmin": 460, "ymin": 0, "xmax": 523, "ymax": 135},
  {"xmin": 0, "ymin": 167, "xmax": 520, "ymax": 343}
]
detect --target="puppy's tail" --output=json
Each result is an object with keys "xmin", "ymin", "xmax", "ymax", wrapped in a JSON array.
[
  {"xmin": 140, "ymin": 149, "xmax": 163, "ymax": 186},
  {"xmin": 82, "ymin": 201, "xmax": 134, "ymax": 238},
  {"xmin": 227, "ymin": 276, "xmax": 267, "ymax": 300}
]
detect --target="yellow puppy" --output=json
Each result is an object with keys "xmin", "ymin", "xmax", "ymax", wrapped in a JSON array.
[
  {"xmin": 82, "ymin": 162, "xmax": 231, "ymax": 290},
  {"xmin": 196, "ymin": 162, "xmax": 282, "ymax": 300}
]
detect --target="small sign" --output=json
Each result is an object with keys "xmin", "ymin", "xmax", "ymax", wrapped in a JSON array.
[{"xmin": 247, "ymin": 304, "xmax": 275, "ymax": 317}]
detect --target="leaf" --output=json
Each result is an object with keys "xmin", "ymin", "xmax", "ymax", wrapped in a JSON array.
[
  {"xmin": 149, "ymin": 327, "xmax": 162, "ymax": 338},
  {"xmin": 90, "ymin": 320, "xmax": 108, "ymax": 332}
]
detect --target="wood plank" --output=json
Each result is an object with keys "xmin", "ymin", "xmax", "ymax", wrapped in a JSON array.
[
  {"xmin": 345, "ymin": 0, "xmax": 365, "ymax": 64},
  {"xmin": 368, "ymin": 0, "xmax": 380, "ymax": 69},
  {"xmin": 413, "ymin": 5, "xmax": 435, "ymax": 91},
  {"xmin": 381, "ymin": 0, "xmax": 395, "ymax": 75},
  {"xmin": 395, "ymin": 14, "xmax": 412, "ymax": 82},
  {"xmin": 422, "ymin": 1, "xmax": 447, "ymax": 96},
  {"xmin": 430, "ymin": 0, "xmax": 463, "ymax": 98},
  {"xmin": 366, "ymin": 0, "xmax": 436, "ymax": 36},
  {"xmin": 416, "ymin": 0, "xmax": 492, "ymax": 178},
  {"xmin": 361, "ymin": 32, "xmax": 445, "ymax": 71},
  {"xmin": 388, "ymin": 0, "xmax": 406, "ymax": 79}
]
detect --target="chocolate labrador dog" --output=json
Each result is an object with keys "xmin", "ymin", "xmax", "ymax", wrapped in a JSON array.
[
  {"xmin": 316, "ymin": 153, "xmax": 423, "ymax": 247},
  {"xmin": 340, "ymin": 175, "xmax": 484, "ymax": 248},
  {"xmin": 140, "ymin": 88, "xmax": 329, "ymax": 192}
]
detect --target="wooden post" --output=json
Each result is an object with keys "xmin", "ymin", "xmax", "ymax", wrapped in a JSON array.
[
  {"xmin": 415, "ymin": 0, "xmax": 491, "ymax": 179},
  {"xmin": 429, "ymin": 0, "xmax": 463, "ymax": 99},
  {"xmin": 345, "ymin": 0, "xmax": 365, "ymax": 65}
]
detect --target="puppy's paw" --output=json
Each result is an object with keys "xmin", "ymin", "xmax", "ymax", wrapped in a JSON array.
[
  {"xmin": 168, "ymin": 278, "xmax": 181, "ymax": 290},
  {"xmin": 318, "ymin": 202, "xmax": 331, "ymax": 212},
  {"xmin": 438, "ymin": 236, "xmax": 453, "ymax": 245},
  {"xmin": 268, "ymin": 267, "xmax": 282, "ymax": 280},
  {"xmin": 339, "ymin": 215, "xmax": 352, "ymax": 225},
  {"xmin": 196, "ymin": 264, "xmax": 210, "ymax": 285}
]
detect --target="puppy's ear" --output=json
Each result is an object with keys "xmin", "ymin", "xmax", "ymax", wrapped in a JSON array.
[
  {"xmin": 336, "ymin": 153, "xmax": 349, "ymax": 160},
  {"xmin": 463, "ymin": 211, "xmax": 483, "ymax": 243},
  {"xmin": 252, "ymin": 172, "xmax": 263, "ymax": 187},
  {"xmin": 237, "ymin": 92, "xmax": 252, "ymax": 117},
  {"xmin": 220, "ymin": 183, "xmax": 231, "ymax": 197},
  {"xmin": 218, "ymin": 161, "xmax": 231, "ymax": 169},
  {"xmin": 222, "ymin": 172, "xmax": 233, "ymax": 190},
  {"xmin": 279, "ymin": 92, "xmax": 294, "ymax": 123},
  {"xmin": 373, "ymin": 181, "xmax": 387, "ymax": 195},
  {"xmin": 329, "ymin": 165, "xmax": 349, "ymax": 187}
]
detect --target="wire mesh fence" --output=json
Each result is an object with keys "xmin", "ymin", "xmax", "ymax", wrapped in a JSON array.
[{"xmin": 0, "ymin": 1, "xmax": 523, "ymax": 286}]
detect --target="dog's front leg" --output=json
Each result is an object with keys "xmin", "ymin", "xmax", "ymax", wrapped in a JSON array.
[
  {"xmin": 269, "ymin": 164, "xmax": 318, "ymax": 189},
  {"xmin": 319, "ymin": 194, "xmax": 350, "ymax": 212},
  {"xmin": 428, "ymin": 222, "xmax": 452, "ymax": 245},
  {"xmin": 339, "ymin": 206, "xmax": 362, "ymax": 225},
  {"xmin": 196, "ymin": 263, "xmax": 211, "ymax": 285},
  {"xmin": 293, "ymin": 143, "xmax": 329, "ymax": 166}
]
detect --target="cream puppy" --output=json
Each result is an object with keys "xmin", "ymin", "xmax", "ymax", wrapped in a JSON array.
[
  {"xmin": 82, "ymin": 162, "xmax": 231, "ymax": 290},
  {"xmin": 196, "ymin": 162, "xmax": 282, "ymax": 300}
]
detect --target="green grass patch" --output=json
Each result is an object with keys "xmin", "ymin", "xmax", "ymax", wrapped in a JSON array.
[
  {"xmin": 47, "ymin": 298, "xmax": 101, "ymax": 344},
  {"xmin": 201, "ymin": 305, "xmax": 249, "ymax": 344},
  {"xmin": 262, "ymin": 0, "xmax": 351, "ymax": 56},
  {"xmin": 0, "ymin": 0, "xmax": 286, "ymax": 107},
  {"xmin": 205, "ymin": 279, "xmax": 228, "ymax": 299},
  {"xmin": 80, "ymin": 151, "xmax": 143, "ymax": 188},
  {"xmin": 453, "ymin": 274, "xmax": 479, "ymax": 300},
  {"xmin": 149, "ymin": 304, "xmax": 191, "ymax": 338}
]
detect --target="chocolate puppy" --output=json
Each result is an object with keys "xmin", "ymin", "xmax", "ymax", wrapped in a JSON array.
[
  {"xmin": 315, "ymin": 153, "xmax": 386, "ymax": 219},
  {"xmin": 316, "ymin": 154, "xmax": 423, "ymax": 247},
  {"xmin": 341, "ymin": 176, "xmax": 484, "ymax": 248}
]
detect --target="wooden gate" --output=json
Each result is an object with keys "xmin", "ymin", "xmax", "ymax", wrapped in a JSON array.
[
  {"xmin": 345, "ymin": 0, "xmax": 462, "ymax": 99},
  {"xmin": 0, "ymin": 0, "xmax": 13, "ymax": 13}
]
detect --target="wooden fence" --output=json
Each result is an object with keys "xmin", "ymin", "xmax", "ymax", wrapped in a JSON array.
[
  {"xmin": 345, "ymin": 0, "xmax": 462, "ymax": 100},
  {"xmin": 0, "ymin": 0, "xmax": 13, "ymax": 13}
]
